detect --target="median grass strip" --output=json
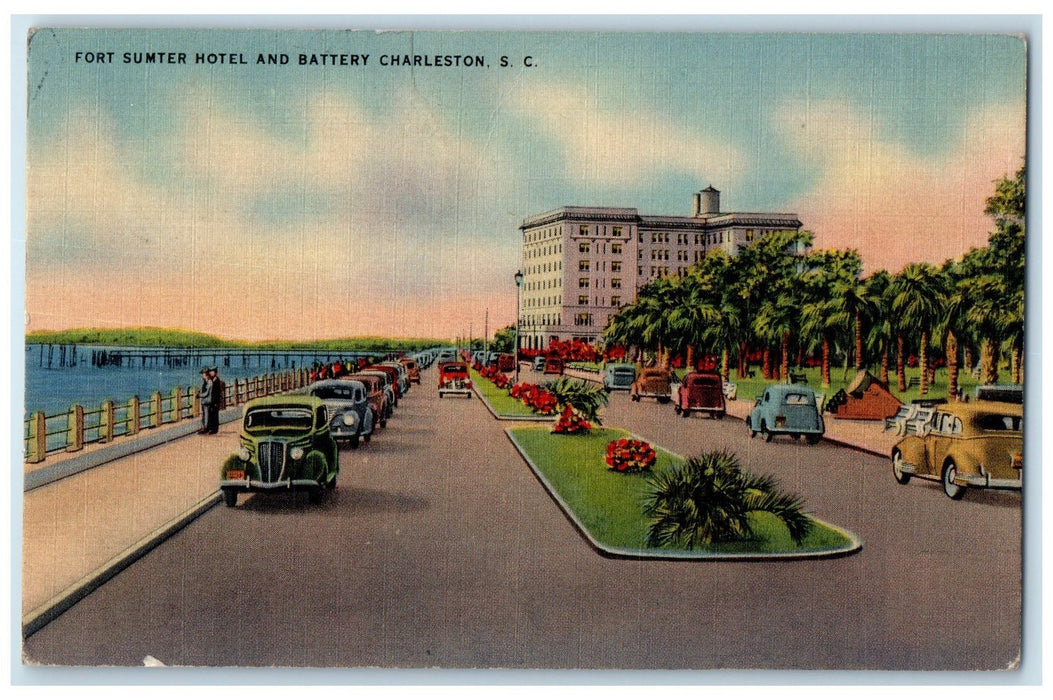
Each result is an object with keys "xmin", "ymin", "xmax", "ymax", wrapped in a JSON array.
[
  {"xmin": 507, "ymin": 425, "xmax": 858, "ymax": 558},
  {"xmin": 470, "ymin": 369, "xmax": 555, "ymax": 420}
]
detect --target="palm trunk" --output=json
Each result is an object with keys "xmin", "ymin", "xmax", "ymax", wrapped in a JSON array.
[
  {"xmin": 881, "ymin": 345, "xmax": 890, "ymax": 387},
  {"xmin": 963, "ymin": 345, "xmax": 975, "ymax": 378},
  {"xmin": 1011, "ymin": 347, "xmax": 1022, "ymax": 384},
  {"xmin": 721, "ymin": 348, "xmax": 730, "ymax": 383},
  {"xmin": 780, "ymin": 331, "xmax": 790, "ymax": 381},
  {"xmin": 762, "ymin": 347, "xmax": 772, "ymax": 380},
  {"xmin": 686, "ymin": 345, "xmax": 695, "ymax": 372},
  {"xmin": 855, "ymin": 310, "xmax": 864, "ymax": 370},
  {"xmin": 919, "ymin": 329, "xmax": 929, "ymax": 396},
  {"xmin": 821, "ymin": 336, "xmax": 831, "ymax": 388},
  {"xmin": 738, "ymin": 341, "xmax": 749, "ymax": 379},
  {"xmin": 947, "ymin": 331, "xmax": 959, "ymax": 401},
  {"xmin": 981, "ymin": 339, "xmax": 998, "ymax": 385},
  {"xmin": 896, "ymin": 333, "xmax": 906, "ymax": 392}
]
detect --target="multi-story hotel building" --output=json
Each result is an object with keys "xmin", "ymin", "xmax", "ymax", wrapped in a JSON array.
[{"xmin": 518, "ymin": 187, "xmax": 803, "ymax": 350}]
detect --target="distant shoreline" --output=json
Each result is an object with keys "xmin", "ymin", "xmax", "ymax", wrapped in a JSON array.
[{"xmin": 24, "ymin": 328, "xmax": 450, "ymax": 352}]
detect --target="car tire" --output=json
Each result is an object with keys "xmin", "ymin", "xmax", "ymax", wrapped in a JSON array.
[
  {"xmin": 714, "ymin": 412, "xmax": 724, "ymax": 420},
  {"xmin": 350, "ymin": 435, "xmax": 360, "ymax": 449},
  {"xmin": 308, "ymin": 487, "xmax": 323, "ymax": 505},
  {"xmin": 631, "ymin": 394, "xmax": 640, "ymax": 402},
  {"xmin": 942, "ymin": 461, "xmax": 965, "ymax": 500},
  {"xmin": 674, "ymin": 404, "xmax": 682, "ymax": 415},
  {"xmin": 805, "ymin": 434, "xmax": 821, "ymax": 445},
  {"xmin": 364, "ymin": 433, "xmax": 371, "ymax": 444},
  {"xmin": 762, "ymin": 421, "xmax": 773, "ymax": 442},
  {"xmin": 658, "ymin": 396, "xmax": 670, "ymax": 404},
  {"xmin": 222, "ymin": 488, "xmax": 237, "ymax": 508},
  {"xmin": 746, "ymin": 417, "xmax": 756, "ymax": 438},
  {"xmin": 892, "ymin": 450, "xmax": 911, "ymax": 485},
  {"xmin": 790, "ymin": 433, "xmax": 800, "ymax": 441}
]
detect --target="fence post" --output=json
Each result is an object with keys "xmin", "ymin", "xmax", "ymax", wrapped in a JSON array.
[
  {"xmin": 151, "ymin": 392, "xmax": 163, "ymax": 428},
  {"xmin": 26, "ymin": 412, "xmax": 46, "ymax": 463},
  {"xmin": 67, "ymin": 404, "xmax": 85, "ymax": 452},
  {"xmin": 173, "ymin": 387, "xmax": 184, "ymax": 422},
  {"xmin": 253, "ymin": 377, "xmax": 259, "ymax": 399},
  {"xmin": 100, "ymin": 400, "xmax": 115, "ymax": 443},
  {"xmin": 190, "ymin": 387, "xmax": 201, "ymax": 417},
  {"xmin": 128, "ymin": 397, "xmax": 141, "ymax": 435}
]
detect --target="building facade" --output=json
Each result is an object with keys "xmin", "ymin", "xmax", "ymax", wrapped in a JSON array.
[{"xmin": 518, "ymin": 187, "xmax": 803, "ymax": 350}]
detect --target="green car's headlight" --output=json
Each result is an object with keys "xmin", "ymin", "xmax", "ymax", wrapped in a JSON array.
[
  {"xmin": 290, "ymin": 446, "xmax": 305, "ymax": 461},
  {"xmin": 238, "ymin": 447, "xmax": 251, "ymax": 461}
]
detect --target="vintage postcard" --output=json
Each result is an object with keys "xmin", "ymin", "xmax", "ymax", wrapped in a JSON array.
[{"xmin": 18, "ymin": 23, "xmax": 1029, "ymax": 675}]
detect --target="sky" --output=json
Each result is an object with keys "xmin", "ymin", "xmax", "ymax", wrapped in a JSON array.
[{"xmin": 23, "ymin": 28, "xmax": 1027, "ymax": 342}]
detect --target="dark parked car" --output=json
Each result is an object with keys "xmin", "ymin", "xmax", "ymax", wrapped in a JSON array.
[
  {"xmin": 543, "ymin": 356, "xmax": 565, "ymax": 375},
  {"xmin": 307, "ymin": 379, "xmax": 373, "ymax": 448},
  {"xmin": 498, "ymin": 353, "xmax": 516, "ymax": 372},
  {"xmin": 220, "ymin": 395, "xmax": 339, "ymax": 507},
  {"xmin": 747, "ymin": 384, "xmax": 824, "ymax": 444},
  {"xmin": 532, "ymin": 355, "xmax": 547, "ymax": 372},
  {"xmin": 344, "ymin": 372, "xmax": 388, "ymax": 427},
  {"xmin": 674, "ymin": 371, "xmax": 726, "ymax": 418}
]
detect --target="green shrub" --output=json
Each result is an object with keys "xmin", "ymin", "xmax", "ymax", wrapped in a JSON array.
[{"xmin": 643, "ymin": 450, "xmax": 812, "ymax": 548}]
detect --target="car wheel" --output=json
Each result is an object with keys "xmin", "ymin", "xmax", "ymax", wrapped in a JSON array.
[
  {"xmin": 658, "ymin": 396, "xmax": 670, "ymax": 404},
  {"xmin": 674, "ymin": 404, "xmax": 682, "ymax": 415},
  {"xmin": 222, "ymin": 488, "xmax": 237, "ymax": 508},
  {"xmin": 942, "ymin": 460, "xmax": 965, "ymax": 500},
  {"xmin": 364, "ymin": 433, "xmax": 371, "ymax": 443},
  {"xmin": 631, "ymin": 394, "xmax": 640, "ymax": 402},
  {"xmin": 746, "ymin": 417, "xmax": 755, "ymax": 438},
  {"xmin": 682, "ymin": 409, "xmax": 691, "ymax": 418},
  {"xmin": 805, "ymin": 434, "xmax": 821, "ymax": 445},
  {"xmin": 762, "ymin": 421, "xmax": 773, "ymax": 442},
  {"xmin": 790, "ymin": 433, "xmax": 800, "ymax": 441},
  {"xmin": 892, "ymin": 450, "xmax": 911, "ymax": 485},
  {"xmin": 308, "ymin": 487, "xmax": 323, "ymax": 505},
  {"xmin": 350, "ymin": 435, "xmax": 360, "ymax": 449},
  {"xmin": 714, "ymin": 412, "xmax": 724, "ymax": 420}
]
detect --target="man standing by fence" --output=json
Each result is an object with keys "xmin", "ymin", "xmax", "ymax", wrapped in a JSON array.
[
  {"xmin": 205, "ymin": 367, "xmax": 224, "ymax": 434},
  {"xmin": 198, "ymin": 368, "xmax": 212, "ymax": 434}
]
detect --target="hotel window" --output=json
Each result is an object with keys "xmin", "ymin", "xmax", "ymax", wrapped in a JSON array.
[
  {"xmin": 611, "ymin": 261, "xmax": 622, "ymax": 272},
  {"xmin": 746, "ymin": 229, "xmax": 755, "ymax": 242},
  {"xmin": 579, "ymin": 225, "xmax": 589, "ymax": 236},
  {"xmin": 613, "ymin": 226, "xmax": 622, "ymax": 237},
  {"xmin": 611, "ymin": 278, "xmax": 622, "ymax": 289},
  {"xmin": 578, "ymin": 295, "xmax": 589, "ymax": 305},
  {"xmin": 579, "ymin": 277, "xmax": 590, "ymax": 288},
  {"xmin": 579, "ymin": 241, "xmax": 590, "ymax": 253},
  {"xmin": 579, "ymin": 260, "xmax": 590, "ymax": 271},
  {"xmin": 611, "ymin": 295, "xmax": 621, "ymax": 307},
  {"xmin": 612, "ymin": 242, "xmax": 622, "ymax": 254}
]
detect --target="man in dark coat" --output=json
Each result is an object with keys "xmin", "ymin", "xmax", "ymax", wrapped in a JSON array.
[{"xmin": 198, "ymin": 368, "xmax": 212, "ymax": 434}]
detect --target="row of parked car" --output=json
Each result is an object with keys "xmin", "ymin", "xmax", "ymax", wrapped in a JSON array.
[
  {"xmin": 218, "ymin": 355, "xmax": 425, "ymax": 508},
  {"xmin": 601, "ymin": 361, "xmax": 1024, "ymax": 501}
]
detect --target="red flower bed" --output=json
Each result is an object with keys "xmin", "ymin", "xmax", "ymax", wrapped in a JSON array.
[
  {"xmin": 510, "ymin": 382, "xmax": 558, "ymax": 414},
  {"xmin": 477, "ymin": 364, "xmax": 512, "ymax": 389},
  {"xmin": 552, "ymin": 405, "xmax": 592, "ymax": 434},
  {"xmin": 604, "ymin": 438, "xmax": 656, "ymax": 473}
]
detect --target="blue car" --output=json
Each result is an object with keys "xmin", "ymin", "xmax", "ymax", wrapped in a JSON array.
[
  {"xmin": 308, "ymin": 379, "xmax": 374, "ymax": 448},
  {"xmin": 602, "ymin": 364, "xmax": 636, "ymax": 391},
  {"xmin": 746, "ymin": 384, "xmax": 825, "ymax": 444}
]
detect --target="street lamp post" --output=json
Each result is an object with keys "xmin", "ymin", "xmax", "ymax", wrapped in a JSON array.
[{"xmin": 514, "ymin": 270, "xmax": 523, "ymax": 383}]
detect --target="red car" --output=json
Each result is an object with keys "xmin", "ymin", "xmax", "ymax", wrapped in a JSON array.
[
  {"xmin": 363, "ymin": 364, "xmax": 402, "ymax": 401},
  {"xmin": 543, "ymin": 357, "xmax": 565, "ymax": 375},
  {"xmin": 438, "ymin": 361, "xmax": 473, "ymax": 398},
  {"xmin": 498, "ymin": 353, "xmax": 516, "ymax": 373},
  {"xmin": 674, "ymin": 371, "xmax": 726, "ymax": 419},
  {"xmin": 343, "ymin": 372, "xmax": 388, "ymax": 428}
]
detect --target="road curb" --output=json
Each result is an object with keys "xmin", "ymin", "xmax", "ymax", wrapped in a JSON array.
[
  {"xmin": 505, "ymin": 427, "xmax": 863, "ymax": 562},
  {"xmin": 22, "ymin": 491, "xmax": 222, "ymax": 639}
]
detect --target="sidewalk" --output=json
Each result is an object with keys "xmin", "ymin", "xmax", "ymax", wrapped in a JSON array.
[{"xmin": 20, "ymin": 411, "xmax": 241, "ymax": 634}]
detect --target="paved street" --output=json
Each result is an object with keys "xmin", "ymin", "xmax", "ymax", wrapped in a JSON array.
[{"xmin": 22, "ymin": 367, "xmax": 1022, "ymax": 670}]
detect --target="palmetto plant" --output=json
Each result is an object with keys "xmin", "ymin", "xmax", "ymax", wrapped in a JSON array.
[
  {"xmin": 643, "ymin": 450, "xmax": 812, "ymax": 548},
  {"xmin": 542, "ymin": 376, "xmax": 610, "ymax": 423}
]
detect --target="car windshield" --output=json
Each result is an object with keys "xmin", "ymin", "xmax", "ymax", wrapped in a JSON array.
[
  {"xmin": 783, "ymin": 393, "xmax": 812, "ymax": 406},
  {"xmin": 443, "ymin": 364, "xmax": 468, "ymax": 374},
  {"xmin": 613, "ymin": 368, "xmax": 634, "ymax": 375},
  {"xmin": 975, "ymin": 413, "xmax": 1023, "ymax": 431},
  {"xmin": 691, "ymin": 377, "xmax": 719, "ymax": 387},
  {"xmin": 245, "ymin": 407, "xmax": 313, "ymax": 431},
  {"xmin": 311, "ymin": 386, "xmax": 355, "ymax": 400}
]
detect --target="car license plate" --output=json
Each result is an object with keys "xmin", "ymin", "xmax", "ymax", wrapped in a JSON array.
[{"xmin": 227, "ymin": 469, "xmax": 245, "ymax": 480}]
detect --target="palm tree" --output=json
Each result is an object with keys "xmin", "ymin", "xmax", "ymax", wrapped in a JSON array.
[
  {"xmin": 863, "ymin": 270, "xmax": 894, "ymax": 386},
  {"xmin": 799, "ymin": 250, "xmax": 861, "ymax": 388},
  {"xmin": 890, "ymin": 263, "xmax": 946, "ymax": 396},
  {"xmin": 643, "ymin": 450, "xmax": 812, "ymax": 548}
]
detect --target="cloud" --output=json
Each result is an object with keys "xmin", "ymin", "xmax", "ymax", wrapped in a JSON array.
[
  {"xmin": 26, "ymin": 92, "xmax": 518, "ymax": 341},
  {"xmin": 774, "ymin": 98, "xmax": 1026, "ymax": 273},
  {"xmin": 509, "ymin": 81, "xmax": 747, "ymax": 189}
]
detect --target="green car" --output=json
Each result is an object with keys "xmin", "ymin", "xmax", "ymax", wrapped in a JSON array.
[{"xmin": 220, "ymin": 395, "xmax": 339, "ymax": 507}]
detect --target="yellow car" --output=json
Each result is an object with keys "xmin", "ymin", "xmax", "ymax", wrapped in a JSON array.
[{"xmin": 891, "ymin": 400, "xmax": 1023, "ymax": 500}]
